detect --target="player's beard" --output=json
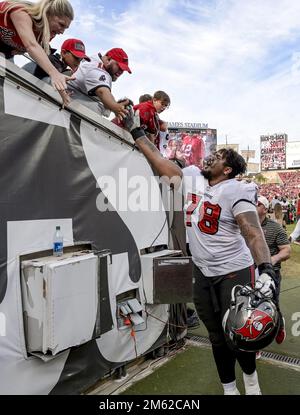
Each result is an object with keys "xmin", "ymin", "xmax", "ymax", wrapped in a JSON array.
[
  {"xmin": 201, "ymin": 169, "xmax": 212, "ymax": 180},
  {"xmin": 105, "ymin": 63, "xmax": 117, "ymax": 80}
]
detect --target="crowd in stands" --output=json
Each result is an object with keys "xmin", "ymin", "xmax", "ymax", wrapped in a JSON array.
[
  {"xmin": 278, "ymin": 172, "xmax": 300, "ymax": 196},
  {"xmin": 259, "ymin": 182, "xmax": 300, "ymax": 201},
  {"xmin": 259, "ymin": 171, "xmax": 300, "ymax": 199},
  {"xmin": 258, "ymin": 171, "xmax": 300, "ymax": 224}
]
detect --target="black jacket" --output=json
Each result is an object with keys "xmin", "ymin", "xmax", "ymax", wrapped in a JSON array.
[{"xmin": 22, "ymin": 49, "xmax": 67, "ymax": 79}]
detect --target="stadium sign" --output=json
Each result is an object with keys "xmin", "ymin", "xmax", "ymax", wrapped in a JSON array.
[
  {"xmin": 260, "ymin": 133, "xmax": 287, "ymax": 170},
  {"xmin": 168, "ymin": 122, "xmax": 208, "ymax": 129}
]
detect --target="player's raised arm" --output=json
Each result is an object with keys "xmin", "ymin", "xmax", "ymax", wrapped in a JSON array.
[{"xmin": 127, "ymin": 110, "xmax": 182, "ymax": 186}]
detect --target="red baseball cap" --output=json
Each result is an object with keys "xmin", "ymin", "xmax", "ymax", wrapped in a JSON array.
[
  {"xmin": 61, "ymin": 39, "xmax": 90, "ymax": 61},
  {"xmin": 106, "ymin": 48, "xmax": 132, "ymax": 73}
]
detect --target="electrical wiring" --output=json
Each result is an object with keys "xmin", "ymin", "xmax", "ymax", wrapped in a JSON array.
[
  {"xmin": 108, "ymin": 337, "xmax": 187, "ymax": 395},
  {"xmin": 145, "ymin": 309, "xmax": 187, "ymax": 330}
]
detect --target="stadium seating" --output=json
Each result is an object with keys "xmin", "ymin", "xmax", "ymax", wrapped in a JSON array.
[{"xmin": 259, "ymin": 171, "xmax": 300, "ymax": 200}]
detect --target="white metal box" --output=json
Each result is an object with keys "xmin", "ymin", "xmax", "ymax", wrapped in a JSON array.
[
  {"xmin": 141, "ymin": 250, "xmax": 193, "ymax": 304},
  {"xmin": 21, "ymin": 251, "xmax": 99, "ymax": 356}
]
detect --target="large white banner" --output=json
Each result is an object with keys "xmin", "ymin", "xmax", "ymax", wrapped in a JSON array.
[{"xmin": 286, "ymin": 141, "xmax": 300, "ymax": 168}]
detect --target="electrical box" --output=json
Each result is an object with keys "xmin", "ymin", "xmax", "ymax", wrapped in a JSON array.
[
  {"xmin": 116, "ymin": 294, "xmax": 145, "ymax": 330},
  {"xmin": 141, "ymin": 250, "xmax": 193, "ymax": 304},
  {"xmin": 21, "ymin": 251, "xmax": 101, "ymax": 357}
]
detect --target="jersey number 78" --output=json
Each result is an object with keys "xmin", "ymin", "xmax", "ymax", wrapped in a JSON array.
[{"xmin": 185, "ymin": 192, "xmax": 221, "ymax": 235}]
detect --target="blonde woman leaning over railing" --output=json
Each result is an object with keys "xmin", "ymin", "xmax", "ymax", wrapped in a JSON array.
[{"xmin": 0, "ymin": 0, "xmax": 75, "ymax": 106}]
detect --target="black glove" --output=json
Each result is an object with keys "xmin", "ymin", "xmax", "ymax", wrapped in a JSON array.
[
  {"xmin": 117, "ymin": 97, "xmax": 134, "ymax": 107},
  {"xmin": 122, "ymin": 108, "xmax": 146, "ymax": 141}
]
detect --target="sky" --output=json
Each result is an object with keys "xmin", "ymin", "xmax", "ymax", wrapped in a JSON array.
[{"xmin": 16, "ymin": 0, "xmax": 300, "ymax": 162}]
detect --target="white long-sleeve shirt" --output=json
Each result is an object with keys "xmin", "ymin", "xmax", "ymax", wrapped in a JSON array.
[{"xmin": 290, "ymin": 219, "xmax": 300, "ymax": 242}]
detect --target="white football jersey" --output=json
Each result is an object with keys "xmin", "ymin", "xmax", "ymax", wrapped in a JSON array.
[
  {"xmin": 182, "ymin": 166, "xmax": 257, "ymax": 276},
  {"xmin": 68, "ymin": 56, "xmax": 112, "ymax": 117}
]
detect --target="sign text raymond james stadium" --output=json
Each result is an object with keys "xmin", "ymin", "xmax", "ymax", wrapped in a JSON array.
[{"xmin": 168, "ymin": 122, "xmax": 209, "ymax": 129}]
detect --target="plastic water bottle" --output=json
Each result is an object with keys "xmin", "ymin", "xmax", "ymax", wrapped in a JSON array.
[{"xmin": 53, "ymin": 226, "xmax": 63, "ymax": 257}]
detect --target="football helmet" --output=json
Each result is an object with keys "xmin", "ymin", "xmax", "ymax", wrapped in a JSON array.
[{"xmin": 222, "ymin": 284, "xmax": 280, "ymax": 352}]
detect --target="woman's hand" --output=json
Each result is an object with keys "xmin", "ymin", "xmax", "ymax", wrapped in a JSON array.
[
  {"xmin": 50, "ymin": 71, "xmax": 75, "ymax": 107},
  {"xmin": 50, "ymin": 71, "xmax": 75, "ymax": 92},
  {"xmin": 58, "ymin": 89, "xmax": 72, "ymax": 108}
]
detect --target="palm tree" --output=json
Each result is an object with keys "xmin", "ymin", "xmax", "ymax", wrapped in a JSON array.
[{"xmin": 255, "ymin": 173, "xmax": 268, "ymax": 184}]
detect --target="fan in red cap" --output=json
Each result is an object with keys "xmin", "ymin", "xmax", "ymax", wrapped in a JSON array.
[
  {"xmin": 61, "ymin": 38, "xmax": 90, "ymax": 62},
  {"xmin": 22, "ymin": 37, "xmax": 90, "ymax": 77},
  {"xmin": 105, "ymin": 48, "xmax": 132, "ymax": 74},
  {"xmin": 68, "ymin": 47, "xmax": 132, "ymax": 121}
]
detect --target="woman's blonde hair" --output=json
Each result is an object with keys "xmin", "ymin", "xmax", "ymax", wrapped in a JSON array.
[
  {"xmin": 1, "ymin": 0, "xmax": 74, "ymax": 54},
  {"xmin": 274, "ymin": 202, "xmax": 283, "ymax": 223}
]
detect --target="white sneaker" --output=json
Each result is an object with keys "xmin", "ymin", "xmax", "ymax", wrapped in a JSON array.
[
  {"xmin": 224, "ymin": 387, "xmax": 241, "ymax": 395},
  {"xmin": 243, "ymin": 371, "xmax": 262, "ymax": 395},
  {"xmin": 244, "ymin": 384, "xmax": 262, "ymax": 395},
  {"xmin": 222, "ymin": 380, "xmax": 241, "ymax": 395}
]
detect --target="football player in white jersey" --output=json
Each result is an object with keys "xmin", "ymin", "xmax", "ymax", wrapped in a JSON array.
[
  {"xmin": 289, "ymin": 217, "xmax": 300, "ymax": 244},
  {"xmin": 128, "ymin": 122, "xmax": 278, "ymax": 395}
]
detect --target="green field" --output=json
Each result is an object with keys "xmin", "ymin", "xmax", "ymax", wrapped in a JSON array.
[
  {"xmin": 122, "ymin": 347, "xmax": 300, "ymax": 395},
  {"xmin": 281, "ymin": 224, "xmax": 300, "ymax": 279}
]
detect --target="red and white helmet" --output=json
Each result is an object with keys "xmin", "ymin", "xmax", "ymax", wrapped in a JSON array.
[{"xmin": 222, "ymin": 284, "xmax": 280, "ymax": 352}]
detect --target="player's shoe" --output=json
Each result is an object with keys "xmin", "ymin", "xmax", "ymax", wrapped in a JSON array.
[{"xmin": 275, "ymin": 317, "xmax": 286, "ymax": 344}]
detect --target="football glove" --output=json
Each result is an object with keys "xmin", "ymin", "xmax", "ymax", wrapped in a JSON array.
[
  {"xmin": 255, "ymin": 263, "xmax": 277, "ymax": 298},
  {"xmin": 123, "ymin": 109, "xmax": 146, "ymax": 141}
]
